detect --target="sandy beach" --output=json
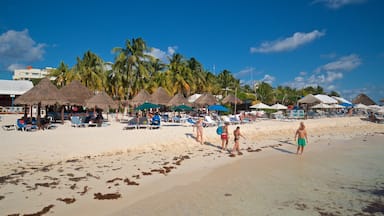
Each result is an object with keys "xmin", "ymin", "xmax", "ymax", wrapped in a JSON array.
[{"xmin": 0, "ymin": 114, "xmax": 383, "ymax": 215}]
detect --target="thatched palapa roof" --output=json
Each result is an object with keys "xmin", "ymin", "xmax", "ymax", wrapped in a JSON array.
[
  {"xmin": 352, "ymin": 93, "xmax": 376, "ymax": 105},
  {"xmin": 130, "ymin": 89, "xmax": 151, "ymax": 105},
  {"xmin": 149, "ymin": 87, "xmax": 171, "ymax": 105},
  {"xmin": 168, "ymin": 93, "xmax": 191, "ymax": 106},
  {"xmin": 222, "ymin": 94, "xmax": 243, "ymax": 104},
  {"xmin": 14, "ymin": 78, "xmax": 69, "ymax": 106},
  {"xmin": 194, "ymin": 93, "xmax": 217, "ymax": 106},
  {"xmin": 86, "ymin": 91, "xmax": 117, "ymax": 110},
  {"xmin": 60, "ymin": 80, "xmax": 94, "ymax": 105}
]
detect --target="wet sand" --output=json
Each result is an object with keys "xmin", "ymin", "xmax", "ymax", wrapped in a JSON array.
[{"xmin": 112, "ymin": 133, "xmax": 384, "ymax": 216}]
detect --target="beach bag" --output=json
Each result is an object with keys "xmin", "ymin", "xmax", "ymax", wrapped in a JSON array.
[{"xmin": 216, "ymin": 126, "xmax": 223, "ymax": 135}]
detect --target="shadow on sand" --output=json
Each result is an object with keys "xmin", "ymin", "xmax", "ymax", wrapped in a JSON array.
[{"xmin": 272, "ymin": 147, "xmax": 296, "ymax": 155}]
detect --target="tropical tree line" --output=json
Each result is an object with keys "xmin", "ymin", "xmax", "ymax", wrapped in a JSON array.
[{"xmin": 49, "ymin": 37, "xmax": 339, "ymax": 106}]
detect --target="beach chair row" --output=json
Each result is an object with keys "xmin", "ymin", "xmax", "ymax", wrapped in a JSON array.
[{"xmin": 123, "ymin": 117, "xmax": 160, "ymax": 130}]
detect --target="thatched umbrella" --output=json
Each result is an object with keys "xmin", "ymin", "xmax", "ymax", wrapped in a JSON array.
[
  {"xmin": 60, "ymin": 80, "xmax": 93, "ymax": 105},
  {"xmin": 14, "ymin": 78, "xmax": 68, "ymax": 106},
  {"xmin": 130, "ymin": 89, "xmax": 151, "ymax": 105},
  {"xmin": 352, "ymin": 93, "xmax": 376, "ymax": 105},
  {"xmin": 194, "ymin": 93, "xmax": 217, "ymax": 106},
  {"xmin": 86, "ymin": 91, "xmax": 117, "ymax": 111},
  {"xmin": 149, "ymin": 87, "xmax": 171, "ymax": 105},
  {"xmin": 222, "ymin": 94, "xmax": 243, "ymax": 104},
  {"xmin": 14, "ymin": 78, "xmax": 69, "ymax": 126},
  {"xmin": 168, "ymin": 93, "xmax": 191, "ymax": 106}
]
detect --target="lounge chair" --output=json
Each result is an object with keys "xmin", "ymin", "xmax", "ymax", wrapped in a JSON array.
[
  {"xmin": 137, "ymin": 117, "xmax": 149, "ymax": 129},
  {"xmin": 2, "ymin": 124, "xmax": 16, "ymax": 131},
  {"xmin": 149, "ymin": 118, "xmax": 161, "ymax": 130},
  {"xmin": 71, "ymin": 116, "xmax": 85, "ymax": 127},
  {"xmin": 16, "ymin": 119, "xmax": 37, "ymax": 131},
  {"xmin": 123, "ymin": 117, "xmax": 138, "ymax": 130},
  {"xmin": 204, "ymin": 116, "xmax": 217, "ymax": 127}
]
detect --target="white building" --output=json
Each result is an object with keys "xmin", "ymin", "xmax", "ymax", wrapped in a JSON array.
[
  {"xmin": 0, "ymin": 80, "xmax": 34, "ymax": 113},
  {"xmin": 13, "ymin": 66, "xmax": 54, "ymax": 80}
]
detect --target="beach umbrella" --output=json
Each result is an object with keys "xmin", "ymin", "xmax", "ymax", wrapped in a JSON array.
[
  {"xmin": 60, "ymin": 80, "xmax": 93, "ymax": 105},
  {"xmin": 298, "ymin": 94, "xmax": 320, "ymax": 104},
  {"xmin": 270, "ymin": 103, "xmax": 288, "ymax": 110},
  {"xmin": 168, "ymin": 93, "xmax": 191, "ymax": 106},
  {"xmin": 172, "ymin": 104, "xmax": 193, "ymax": 112},
  {"xmin": 208, "ymin": 104, "xmax": 229, "ymax": 112},
  {"xmin": 367, "ymin": 105, "xmax": 381, "ymax": 111},
  {"xmin": 135, "ymin": 102, "xmax": 160, "ymax": 111},
  {"xmin": 329, "ymin": 104, "xmax": 344, "ymax": 109},
  {"xmin": 14, "ymin": 78, "xmax": 69, "ymax": 126},
  {"xmin": 130, "ymin": 89, "xmax": 151, "ymax": 106},
  {"xmin": 149, "ymin": 87, "xmax": 171, "ymax": 105},
  {"xmin": 85, "ymin": 91, "xmax": 117, "ymax": 110},
  {"xmin": 340, "ymin": 102, "xmax": 353, "ymax": 108},
  {"xmin": 352, "ymin": 93, "xmax": 376, "ymax": 105},
  {"xmin": 354, "ymin": 103, "xmax": 368, "ymax": 109},
  {"xmin": 250, "ymin": 102, "xmax": 272, "ymax": 109},
  {"xmin": 222, "ymin": 94, "xmax": 243, "ymax": 104},
  {"xmin": 311, "ymin": 103, "xmax": 331, "ymax": 109},
  {"xmin": 14, "ymin": 78, "xmax": 69, "ymax": 106},
  {"xmin": 194, "ymin": 93, "xmax": 217, "ymax": 106}
]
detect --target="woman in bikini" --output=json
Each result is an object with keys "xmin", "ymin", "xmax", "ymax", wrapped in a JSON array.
[
  {"xmin": 221, "ymin": 122, "xmax": 229, "ymax": 150},
  {"xmin": 231, "ymin": 126, "xmax": 245, "ymax": 155},
  {"xmin": 195, "ymin": 118, "xmax": 204, "ymax": 144}
]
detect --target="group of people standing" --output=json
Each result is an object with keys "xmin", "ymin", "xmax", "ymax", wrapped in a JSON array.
[
  {"xmin": 194, "ymin": 119, "xmax": 245, "ymax": 156},
  {"xmin": 194, "ymin": 118, "xmax": 309, "ymax": 156}
]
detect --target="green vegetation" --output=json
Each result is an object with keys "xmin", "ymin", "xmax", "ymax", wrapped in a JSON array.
[{"xmin": 48, "ymin": 37, "xmax": 339, "ymax": 105}]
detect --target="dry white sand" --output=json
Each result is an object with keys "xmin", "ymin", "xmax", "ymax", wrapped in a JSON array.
[{"xmin": 0, "ymin": 114, "xmax": 383, "ymax": 215}]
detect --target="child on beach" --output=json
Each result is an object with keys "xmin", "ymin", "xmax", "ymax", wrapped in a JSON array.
[
  {"xmin": 231, "ymin": 126, "xmax": 245, "ymax": 156},
  {"xmin": 295, "ymin": 122, "xmax": 308, "ymax": 155},
  {"xmin": 221, "ymin": 122, "xmax": 229, "ymax": 150}
]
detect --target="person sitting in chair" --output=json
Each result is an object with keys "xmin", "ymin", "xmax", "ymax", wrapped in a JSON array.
[{"xmin": 151, "ymin": 112, "xmax": 161, "ymax": 126}]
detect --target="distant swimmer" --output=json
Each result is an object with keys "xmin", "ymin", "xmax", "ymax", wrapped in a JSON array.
[{"xmin": 295, "ymin": 122, "xmax": 308, "ymax": 155}]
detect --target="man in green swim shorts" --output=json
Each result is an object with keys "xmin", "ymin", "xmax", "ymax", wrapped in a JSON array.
[{"xmin": 295, "ymin": 122, "xmax": 308, "ymax": 155}]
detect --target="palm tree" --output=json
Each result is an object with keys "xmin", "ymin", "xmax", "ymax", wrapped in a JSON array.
[
  {"xmin": 166, "ymin": 53, "xmax": 193, "ymax": 96},
  {"xmin": 73, "ymin": 50, "xmax": 105, "ymax": 91},
  {"xmin": 50, "ymin": 61, "xmax": 74, "ymax": 88},
  {"xmin": 112, "ymin": 37, "xmax": 149, "ymax": 99},
  {"xmin": 256, "ymin": 82, "xmax": 274, "ymax": 104},
  {"xmin": 217, "ymin": 69, "xmax": 239, "ymax": 96}
]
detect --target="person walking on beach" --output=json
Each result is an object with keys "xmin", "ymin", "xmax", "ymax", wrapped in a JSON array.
[
  {"xmin": 195, "ymin": 118, "xmax": 204, "ymax": 144},
  {"xmin": 295, "ymin": 122, "xmax": 308, "ymax": 155},
  {"xmin": 221, "ymin": 122, "xmax": 229, "ymax": 150},
  {"xmin": 231, "ymin": 126, "xmax": 245, "ymax": 155}
]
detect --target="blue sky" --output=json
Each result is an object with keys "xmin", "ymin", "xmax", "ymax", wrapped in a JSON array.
[{"xmin": 1, "ymin": 0, "xmax": 383, "ymax": 102}]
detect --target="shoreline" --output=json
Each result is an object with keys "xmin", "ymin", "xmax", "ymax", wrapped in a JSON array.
[{"xmin": 0, "ymin": 115, "xmax": 383, "ymax": 215}]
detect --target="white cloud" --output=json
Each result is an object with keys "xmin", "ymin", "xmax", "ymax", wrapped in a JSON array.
[
  {"xmin": 250, "ymin": 30, "xmax": 325, "ymax": 53},
  {"xmin": 299, "ymin": 71, "xmax": 307, "ymax": 76},
  {"xmin": 168, "ymin": 46, "xmax": 177, "ymax": 55},
  {"xmin": 7, "ymin": 63, "xmax": 25, "ymax": 71},
  {"xmin": 262, "ymin": 74, "xmax": 276, "ymax": 84},
  {"xmin": 147, "ymin": 46, "xmax": 178, "ymax": 63},
  {"xmin": 148, "ymin": 48, "xmax": 167, "ymax": 61},
  {"xmin": 235, "ymin": 66, "xmax": 261, "ymax": 79},
  {"xmin": 286, "ymin": 54, "xmax": 361, "ymax": 93},
  {"xmin": 325, "ymin": 71, "xmax": 343, "ymax": 82},
  {"xmin": 312, "ymin": 0, "xmax": 366, "ymax": 9},
  {"xmin": 0, "ymin": 29, "xmax": 46, "ymax": 71},
  {"xmin": 317, "ymin": 54, "xmax": 361, "ymax": 72},
  {"xmin": 294, "ymin": 76, "xmax": 305, "ymax": 82}
]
